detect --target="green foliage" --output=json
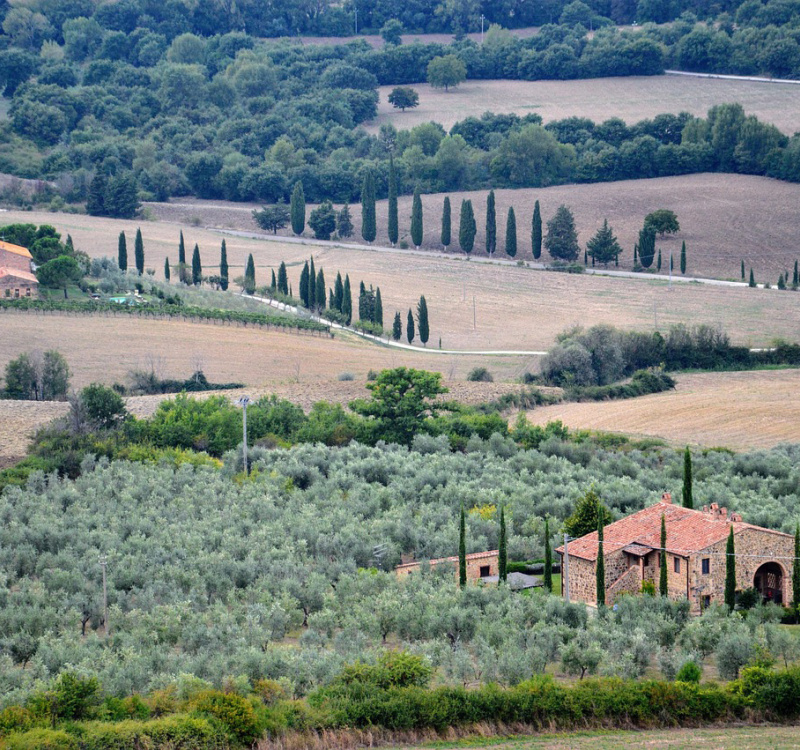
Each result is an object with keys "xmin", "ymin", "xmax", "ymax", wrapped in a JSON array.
[
  {"xmin": 191, "ymin": 690, "xmax": 259, "ymax": 746},
  {"xmin": 466, "ymin": 367, "xmax": 493, "ymax": 383},
  {"xmin": 79, "ymin": 384, "xmax": 128, "ymax": 430},
  {"xmin": 290, "ymin": 182, "xmax": 305, "ymax": 236},
  {"xmin": 244, "ymin": 254, "xmax": 256, "ymax": 295},
  {"xmin": 387, "ymin": 160, "xmax": 398, "ymax": 246},
  {"xmin": 4, "ymin": 729, "xmax": 78, "ymax": 750},
  {"xmin": 637, "ymin": 223, "xmax": 656, "ymax": 268},
  {"xmin": 544, "ymin": 519, "xmax": 553, "ymax": 592},
  {"xmin": 586, "ymin": 219, "xmax": 622, "ymax": 265},
  {"xmin": 331, "ymin": 652, "xmax": 433, "ymax": 693},
  {"xmin": 545, "ymin": 205, "xmax": 579, "ymax": 261},
  {"xmin": 485, "ymin": 190, "xmax": 496, "ymax": 256},
  {"xmin": 683, "ymin": 447, "xmax": 693, "ymax": 509},
  {"xmin": 2, "ymin": 349, "xmax": 70, "ymax": 401},
  {"xmin": 596, "ymin": 511, "xmax": 606, "ymax": 607},
  {"xmin": 659, "ymin": 514, "xmax": 668, "ymax": 597},
  {"xmin": 360, "ymin": 170, "xmax": 376, "ymax": 243},
  {"xmin": 644, "ymin": 209, "xmax": 680, "ymax": 236},
  {"xmin": 499, "ymin": 505, "xmax": 507, "ymax": 582},
  {"xmin": 504, "ymin": 207, "xmax": 517, "ymax": 258},
  {"xmin": 392, "ymin": 311, "xmax": 402, "ymax": 340},
  {"xmin": 191, "ymin": 244, "xmax": 201, "ymax": 285},
  {"xmin": 565, "ymin": 369, "xmax": 676, "ymax": 402},
  {"xmin": 458, "ymin": 199, "xmax": 476, "ymax": 254},
  {"xmin": 675, "ymin": 661, "xmax": 702, "ymax": 683},
  {"xmin": 135, "ymin": 229, "xmax": 145, "ymax": 276},
  {"xmin": 532, "ymin": 200, "xmax": 543, "ymax": 260},
  {"xmin": 308, "ymin": 200, "xmax": 336, "ymax": 241},
  {"xmin": 416, "ymin": 295, "xmax": 429, "ymax": 346},
  {"xmin": 441, "ymin": 197, "xmax": 451, "ymax": 248},
  {"xmin": 388, "ymin": 86, "xmax": 419, "ymax": 111},
  {"xmin": 219, "ymin": 241, "xmax": 229, "ymax": 291},
  {"xmin": 337, "ymin": 205, "xmax": 354, "ymax": 239},
  {"xmin": 459, "ymin": 502, "xmax": 467, "ymax": 588},
  {"xmin": 36, "ymin": 255, "xmax": 82, "ymax": 297},
  {"xmin": 681, "ymin": 240, "xmax": 687, "ymax": 275},
  {"xmin": 426, "ymin": 54, "xmax": 466, "ymax": 91},
  {"xmin": 117, "ymin": 232, "xmax": 127, "ymax": 272},
  {"xmin": 410, "ymin": 185, "xmax": 423, "ymax": 248},
  {"xmin": 253, "ymin": 204, "xmax": 290, "ymax": 234},
  {"xmin": 564, "ymin": 487, "xmax": 612, "ymax": 539},
  {"xmin": 406, "ymin": 308, "xmax": 415, "ymax": 343}
]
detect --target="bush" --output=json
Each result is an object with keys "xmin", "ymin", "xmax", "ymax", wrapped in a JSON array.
[
  {"xmin": 466, "ymin": 367, "xmax": 493, "ymax": 382},
  {"xmin": 191, "ymin": 690, "xmax": 260, "ymax": 746},
  {"xmin": 675, "ymin": 661, "xmax": 702, "ymax": 683},
  {"xmin": 337, "ymin": 372, "xmax": 355, "ymax": 381},
  {"xmin": 4, "ymin": 729, "xmax": 77, "ymax": 750},
  {"xmin": 0, "ymin": 706, "xmax": 34, "ymax": 735}
]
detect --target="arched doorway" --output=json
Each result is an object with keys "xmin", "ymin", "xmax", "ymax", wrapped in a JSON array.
[{"xmin": 753, "ymin": 562, "xmax": 784, "ymax": 604}]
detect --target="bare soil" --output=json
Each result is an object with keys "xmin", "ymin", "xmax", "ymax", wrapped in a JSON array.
[
  {"xmin": 525, "ymin": 369, "xmax": 800, "ymax": 451},
  {"xmin": 370, "ymin": 75, "xmax": 800, "ymax": 134}
]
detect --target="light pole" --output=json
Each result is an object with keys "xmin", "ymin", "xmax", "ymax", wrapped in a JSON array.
[
  {"xmin": 236, "ymin": 395, "xmax": 251, "ymax": 474},
  {"xmin": 480, "ymin": 14, "xmax": 485, "ymax": 44}
]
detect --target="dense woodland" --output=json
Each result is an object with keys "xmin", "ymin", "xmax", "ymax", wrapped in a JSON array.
[{"xmin": 1, "ymin": 0, "xmax": 800, "ymax": 207}]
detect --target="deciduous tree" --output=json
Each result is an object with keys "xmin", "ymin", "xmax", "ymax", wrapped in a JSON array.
[
  {"xmin": 253, "ymin": 203, "xmax": 290, "ymax": 234},
  {"xmin": 427, "ymin": 54, "xmax": 466, "ymax": 91},
  {"xmin": 388, "ymin": 86, "xmax": 419, "ymax": 111}
]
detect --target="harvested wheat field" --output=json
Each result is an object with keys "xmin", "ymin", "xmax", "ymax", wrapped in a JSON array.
[
  {"xmin": 0, "ymin": 399, "xmax": 69, "ymax": 464},
  {"xmin": 371, "ymin": 75, "xmax": 800, "ymax": 134},
  {"xmin": 526, "ymin": 369, "xmax": 800, "ymax": 451}
]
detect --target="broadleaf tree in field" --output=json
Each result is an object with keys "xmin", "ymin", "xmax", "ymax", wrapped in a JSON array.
[
  {"xmin": 253, "ymin": 203, "xmax": 290, "ymax": 234},
  {"xmin": 417, "ymin": 295, "xmax": 429, "ymax": 346},
  {"xmin": 586, "ymin": 219, "xmax": 622, "ymax": 266},
  {"xmin": 427, "ymin": 54, "xmax": 466, "ymax": 91},
  {"xmin": 308, "ymin": 200, "xmax": 336, "ymax": 240},
  {"xmin": 485, "ymin": 190, "xmax": 496, "ymax": 256},
  {"xmin": 545, "ymin": 205, "xmax": 579, "ymax": 262},
  {"xmin": 388, "ymin": 158, "xmax": 398, "ymax": 246},
  {"xmin": 191, "ymin": 243, "xmax": 201, "ymax": 285},
  {"xmin": 290, "ymin": 182, "xmax": 305, "ymax": 236},
  {"xmin": 532, "ymin": 200, "xmax": 542, "ymax": 259},
  {"xmin": 505, "ymin": 207, "xmax": 517, "ymax": 257},
  {"xmin": 411, "ymin": 185, "xmax": 423, "ymax": 249},
  {"xmin": 645, "ymin": 209, "xmax": 680, "ymax": 236},
  {"xmin": 441, "ymin": 196, "xmax": 451, "ymax": 249},
  {"xmin": 388, "ymin": 86, "xmax": 419, "ymax": 111},
  {"xmin": 458, "ymin": 199, "xmax": 476, "ymax": 255},
  {"xmin": 219, "ymin": 240, "xmax": 228, "ymax": 291},
  {"xmin": 361, "ymin": 169, "xmax": 376, "ymax": 243},
  {"xmin": 134, "ymin": 228, "xmax": 144, "ymax": 275},
  {"xmin": 117, "ymin": 231, "xmax": 127, "ymax": 272}
]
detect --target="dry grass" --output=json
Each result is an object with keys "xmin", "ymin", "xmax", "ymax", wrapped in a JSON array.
[
  {"xmin": 525, "ymin": 369, "xmax": 800, "ymax": 451},
  {"xmin": 370, "ymin": 75, "xmax": 800, "ymax": 134}
]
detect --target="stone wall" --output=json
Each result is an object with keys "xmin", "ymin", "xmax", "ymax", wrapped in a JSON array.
[
  {"xmin": 396, "ymin": 552, "xmax": 499, "ymax": 584},
  {"xmin": 0, "ymin": 249, "xmax": 32, "ymax": 273},
  {"xmin": 0, "ymin": 276, "xmax": 37, "ymax": 299}
]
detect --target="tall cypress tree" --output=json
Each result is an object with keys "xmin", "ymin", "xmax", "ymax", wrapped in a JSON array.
[
  {"xmin": 459, "ymin": 199, "xmax": 476, "ymax": 255},
  {"xmin": 117, "ymin": 232, "xmax": 127, "ymax": 271},
  {"xmin": 309, "ymin": 257, "xmax": 316, "ymax": 310},
  {"xmin": 244, "ymin": 254, "xmax": 256, "ymax": 294},
  {"xmin": 441, "ymin": 196, "xmax": 451, "ymax": 249},
  {"xmin": 134, "ymin": 228, "xmax": 144, "ymax": 275},
  {"xmin": 191, "ymin": 243, "xmax": 202, "ymax": 285},
  {"xmin": 682, "ymin": 446, "xmax": 693, "ymax": 508},
  {"xmin": 178, "ymin": 231, "xmax": 186, "ymax": 283},
  {"xmin": 343, "ymin": 274, "xmax": 352, "ymax": 324},
  {"xmin": 271, "ymin": 269, "xmax": 276, "ymax": 290},
  {"xmin": 219, "ymin": 240, "xmax": 229, "ymax": 291},
  {"xmin": 657, "ymin": 248, "xmax": 662, "ymax": 272},
  {"xmin": 532, "ymin": 200, "xmax": 542, "ymax": 259},
  {"xmin": 337, "ymin": 204, "xmax": 354, "ymax": 238},
  {"xmin": 793, "ymin": 260, "xmax": 799, "ymax": 287},
  {"xmin": 333, "ymin": 271, "xmax": 343, "ymax": 311},
  {"xmin": 498, "ymin": 504, "xmax": 507, "ymax": 583},
  {"xmin": 485, "ymin": 189, "xmax": 496, "ymax": 256},
  {"xmin": 299, "ymin": 261, "xmax": 310, "ymax": 307},
  {"xmin": 749, "ymin": 268, "xmax": 756, "ymax": 287},
  {"xmin": 680, "ymin": 240, "xmax": 687, "ymax": 274},
  {"xmin": 459, "ymin": 502, "xmax": 467, "ymax": 588},
  {"xmin": 316, "ymin": 268, "xmax": 326, "ymax": 310},
  {"xmin": 417, "ymin": 295, "xmax": 429, "ymax": 346},
  {"xmin": 290, "ymin": 181, "xmax": 305, "ymax": 235},
  {"xmin": 164, "ymin": 257, "xmax": 170, "ymax": 282},
  {"xmin": 375, "ymin": 287, "xmax": 383, "ymax": 327},
  {"xmin": 725, "ymin": 527, "xmax": 736, "ymax": 611},
  {"xmin": 544, "ymin": 518, "xmax": 552, "ymax": 592},
  {"xmin": 411, "ymin": 185, "xmax": 423, "ymax": 248},
  {"xmin": 392, "ymin": 311, "xmax": 402, "ymax": 340},
  {"xmin": 505, "ymin": 207, "xmax": 517, "ymax": 258},
  {"xmin": 741, "ymin": 259, "xmax": 745, "ymax": 280},
  {"xmin": 277, "ymin": 262, "xmax": 288, "ymax": 295},
  {"xmin": 659, "ymin": 514, "xmax": 668, "ymax": 597},
  {"xmin": 406, "ymin": 308, "xmax": 415, "ymax": 343},
  {"xmin": 358, "ymin": 280, "xmax": 366, "ymax": 321},
  {"xmin": 361, "ymin": 169, "xmax": 376, "ymax": 243},
  {"xmin": 387, "ymin": 158, "xmax": 398, "ymax": 246},
  {"xmin": 596, "ymin": 509, "xmax": 606, "ymax": 607},
  {"xmin": 793, "ymin": 525, "xmax": 800, "ymax": 619},
  {"xmin": 638, "ymin": 224, "xmax": 656, "ymax": 268}
]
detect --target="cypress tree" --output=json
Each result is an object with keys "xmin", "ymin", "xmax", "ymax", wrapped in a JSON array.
[
  {"xmin": 544, "ymin": 518, "xmax": 552, "ymax": 592},
  {"xmin": 329, "ymin": 289, "xmax": 334, "ymax": 308},
  {"xmin": 164, "ymin": 257, "xmax": 170, "ymax": 282},
  {"xmin": 498, "ymin": 504, "xmax": 507, "ymax": 583},
  {"xmin": 299, "ymin": 261, "xmax": 310, "ymax": 307},
  {"xmin": 596, "ymin": 509, "xmax": 606, "ymax": 607},
  {"xmin": 270, "ymin": 269, "xmax": 276, "ymax": 290},
  {"xmin": 343, "ymin": 274, "xmax": 352, "ymax": 324},
  {"xmin": 793, "ymin": 525, "xmax": 800, "ymax": 618},
  {"xmin": 244, "ymin": 254, "xmax": 256, "ymax": 294},
  {"xmin": 505, "ymin": 207, "xmax": 517, "ymax": 258},
  {"xmin": 290, "ymin": 181, "xmax": 305, "ymax": 235},
  {"xmin": 417, "ymin": 295, "xmax": 429, "ymax": 346},
  {"xmin": 725, "ymin": 527, "xmax": 736, "ymax": 611},
  {"xmin": 634, "ymin": 245, "xmax": 638, "ymax": 266},
  {"xmin": 309, "ymin": 257, "xmax": 316, "ymax": 310},
  {"xmin": 682, "ymin": 446, "xmax": 693, "ymax": 508},
  {"xmin": 375, "ymin": 287, "xmax": 383, "ymax": 327},
  {"xmin": 778, "ymin": 272, "xmax": 786, "ymax": 290},
  {"xmin": 361, "ymin": 169, "xmax": 376, "ymax": 243},
  {"xmin": 333, "ymin": 271, "xmax": 343, "ymax": 311},
  {"xmin": 794, "ymin": 260, "xmax": 799, "ymax": 287},
  {"xmin": 584, "ymin": 248, "xmax": 588, "ymax": 265},
  {"xmin": 441, "ymin": 196, "xmax": 451, "ymax": 249},
  {"xmin": 392, "ymin": 311, "xmax": 402, "ymax": 340},
  {"xmin": 532, "ymin": 200, "xmax": 542, "ymax": 259},
  {"xmin": 657, "ymin": 247, "xmax": 662, "ymax": 272},
  {"xmin": 387, "ymin": 158, "xmax": 398, "ymax": 246},
  {"xmin": 638, "ymin": 224, "xmax": 656, "ymax": 268},
  {"xmin": 117, "ymin": 232, "xmax": 127, "ymax": 271},
  {"xmin": 219, "ymin": 240, "xmax": 229, "ymax": 291},
  {"xmin": 741, "ymin": 259, "xmax": 745, "ymax": 280},
  {"xmin": 406, "ymin": 308, "xmax": 415, "ymax": 343},
  {"xmin": 458, "ymin": 199, "xmax": 476, "ymax": 255},
  {"xmin": 66, "ymin": 235, "xmax": 74, "ymax": 251},
  {"xmin": 277, "ymin": 262, "xmax": 288, "ymax": 295},
  {"xmin": 749, "ymin": 268, "xmax": 756, "ymax": 287},
  {"xmin": 134, "ymin": 228, "xmax": 144, "ymax": 275},
  {"xmin": 459, "ymin": 503, "xmax": 467, "ymax": 588},
  {"xmin": 485, "ymin": 189, "xmax": 496, "ymax": 256},
  {"xmin": 191, "ymin": 243, "xmax": 202, "ymax": 285},
  {"xmin": 337, "ymin": 204, "xmax": 353, "ymax": 239},
  {"xmin": 659, "ymin": 514, "xmax": 668, "ymax": 597},
  {"xmin": 411, "ymin": 185, "xmax": 423, "ymax": 249},
  {"xmin": 178, "ymin": 231, "xmax": 186, "ymax": 283},
  {"xmin": 358, "ymin": 280, "xmax": 366, "ymax": 321},
  {"xmin": 316, "ymin": 269, "xmax": 326, "ymax": 310},
  {"xmin": 680, "ymin": 240, "xmax": 687, "ymax": 274}
]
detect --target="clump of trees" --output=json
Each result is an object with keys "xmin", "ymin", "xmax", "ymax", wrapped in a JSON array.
[{"xmin": 1, "ymin": 349, "xmax": 69, "ymax": 400}]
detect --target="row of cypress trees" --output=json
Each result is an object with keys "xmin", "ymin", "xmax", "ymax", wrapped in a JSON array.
[
  {"xmin": 116, "ymin": 229, "xmax": 145, "ymax": 275},
  {"xmin": 153, "ymin": 232, "xmax": 231, "ymax": 290}
]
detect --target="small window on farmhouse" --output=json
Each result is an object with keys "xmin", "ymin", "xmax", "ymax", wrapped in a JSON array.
[
  {"xmin": 14, "ymin": 288, "xmax": 19, "ymax": 298},
  {"xmin": 25, "ymin": 287, "xmax": 31, "ymax": 297},
  {"xmin": 479, "ymin": 565, "xmax": 491, "ymax": 577},
  {"xmin": 702, "ymin": 595, "xmax": 711, "ymax": 608},
  {"xmin": 674, "ymin": 557, "xmax": 680, "ymax": 573},
  {"xmin": 702, "ymin": 558, "xmax": 710, "ymax": 574},
  {"xmin": 4, "ymin": 289, "xmax": 9, "ymax": 297}
]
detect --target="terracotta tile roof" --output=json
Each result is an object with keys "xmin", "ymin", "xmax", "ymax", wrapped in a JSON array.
[
  {"xmin": 0, "ymin": 240, "xmax": 32, "ymax": 259},
  {"xmin": 396, "ymin": 549, "xmax": 498, "ymax": 570},
  {"xmin": 0, "ymin": 268, "xmax": 38, "ymax": 284},
  {"xmin": 556, "ymin": 501, "xmax": 791, "ymax": 562}
]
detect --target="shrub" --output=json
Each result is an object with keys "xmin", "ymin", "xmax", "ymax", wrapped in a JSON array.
[
  {"xmin": 337, "ymin": 372, "xmax": 355, "ymax": 381},
  {"xmin": 466, "ymin": 367, "xmax": 493, "ymax": 382},
  {"xmin": 191, "ymin": 690, "xmax": 260, "ymax": 746},
  {"xmin": 4, "ymin": 729, "xmax": 77, "ymax": 750},
  {"xmin": 0, "ymin": 706, "xmax": 34, "ymax": 735},
  {"xmin": 675, "ymin": 661, "xmax": 702, "ymax": 683}
]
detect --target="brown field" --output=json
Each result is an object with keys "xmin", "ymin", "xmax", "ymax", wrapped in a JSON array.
[
  {"xmin": 526, "ymin": 369, "xmax": 800, "ymax": 451},
  {"xmin": 370, "ymin": 75, "xmax": 800, "ymax": 134},
  {"xmin": 390, "ymin": 725, "xmax": 800, "ymax": 750}
]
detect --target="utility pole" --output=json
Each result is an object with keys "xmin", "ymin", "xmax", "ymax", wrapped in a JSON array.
[
  {"xmin": 669, "ymin": 253, "xmax": 673, "ymax": 290},
  {"xmin": 100, "ymin": 556, "xmax": 109, "ymax": 637},
  {"xmin": 473, "ymin": 295, "xmax": 476, "ymax": 330},
  {"xmin": 480, "ymin": 14, "xmax": 485, "ymax": 43},
  {"xmin": 354, "ymin": 7, "xmax": 358, "ymax": 34},
  {"xmin": 236, "ymin": 395, "xmax": 251, "ymax": 474},
  {"xmin": 563, "ymin": 534, "xmax": 570, "ymax": 603}
]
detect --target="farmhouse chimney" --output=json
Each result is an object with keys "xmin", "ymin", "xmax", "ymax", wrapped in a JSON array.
[{"xmin": 661, "ymin": 492, "xmax": 672, "ymax": 504}]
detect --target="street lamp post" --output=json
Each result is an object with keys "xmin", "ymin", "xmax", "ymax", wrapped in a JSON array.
[{"xmin": 236, "ymin": 395, "xmax": 251, "ymax": 474}]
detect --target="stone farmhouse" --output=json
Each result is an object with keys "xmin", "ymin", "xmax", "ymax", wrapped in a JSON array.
[
  {"xmin": 0, "ymin": 240, "xmax": 38, "ymax": 300},
  {"xmin": 556, "ymin": 493, "xmax": 794, "ymax": 613},
  {"xmin": 395, "ymin": 550, "xmax": 499, "ymax": 583}
]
